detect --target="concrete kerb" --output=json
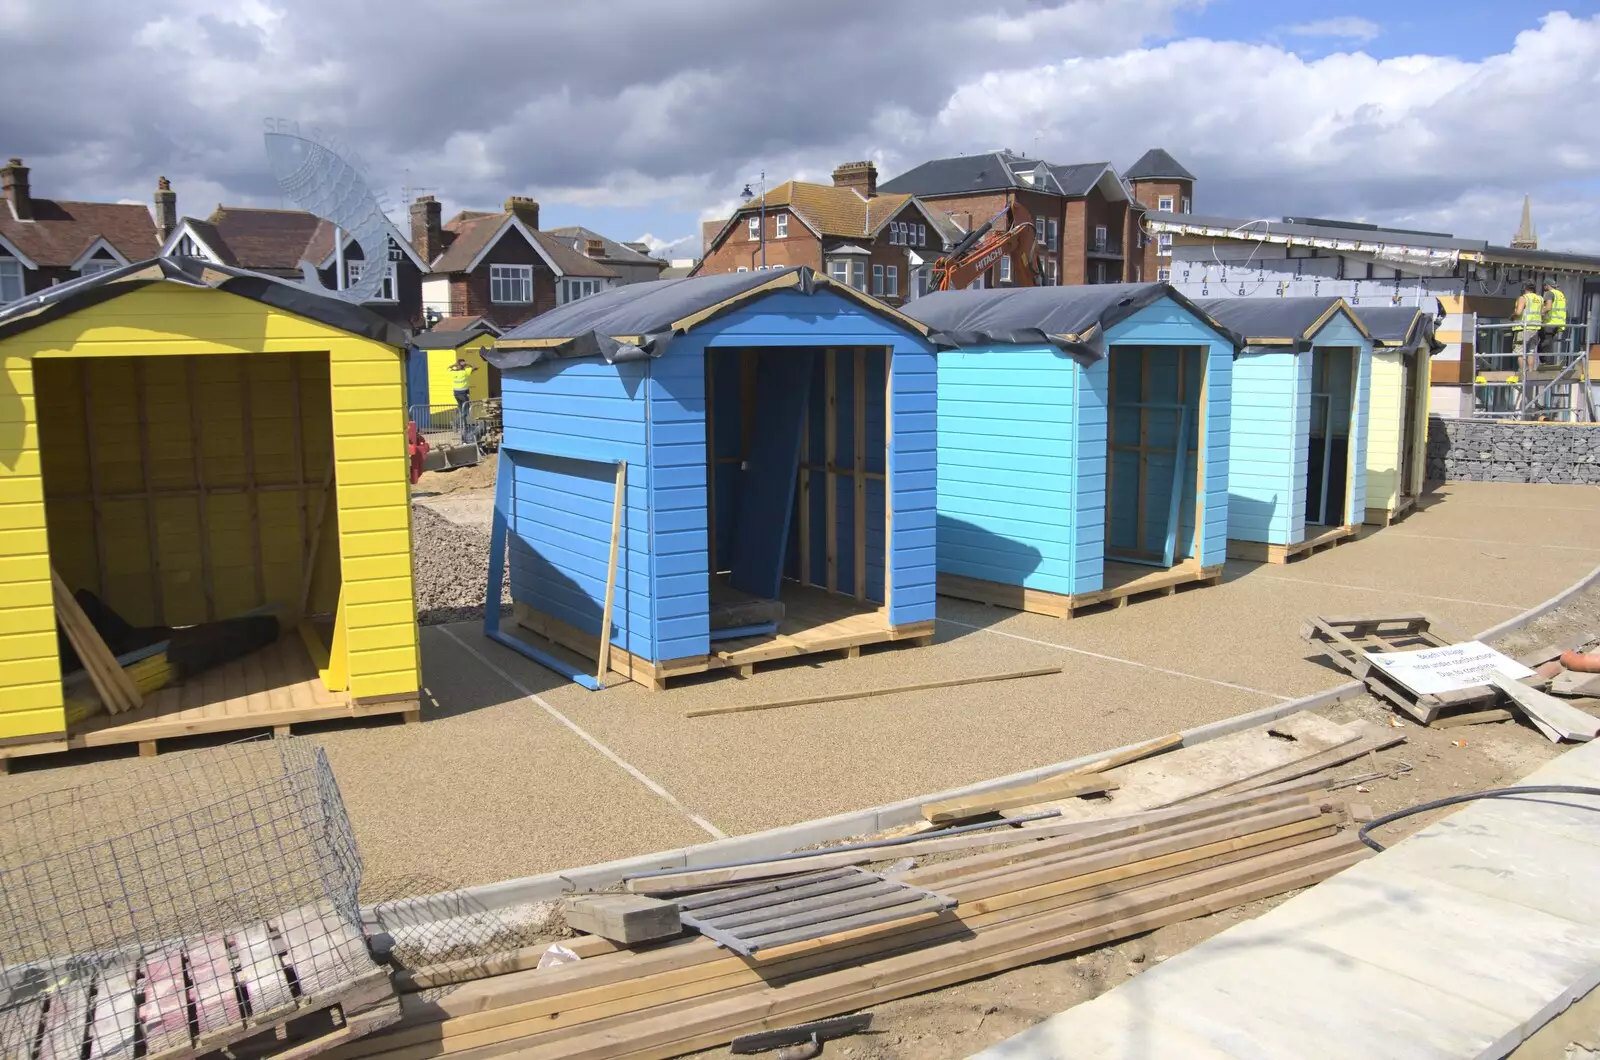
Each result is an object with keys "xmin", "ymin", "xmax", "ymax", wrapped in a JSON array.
[{"xmin": 365, "ymin": 561, "xmax": 1600, "ymax": 934}]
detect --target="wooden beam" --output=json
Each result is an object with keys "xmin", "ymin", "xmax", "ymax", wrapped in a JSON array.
[
  {"xmin": 854, "ymin": 348, "xmax": 867, "ymax": 601},
  {"xmin": 705, "ymin": 351, "xmax": 718, "ymax": 572},
  {"xmin": 564, "ymin": 894, "xmax": 682, "ymax": 945},
  {"xmin": 1192, "ymin": 347, "xmax": 1208, "ymax": 560},
  {"xmin": 240, "ymin": 358, "xmax": 266, "ymax": 606},
  {"xmin": 52, "ymin": 567, "xmax": 141, "ymax": 713},
  {"xmin": 290, "ymin": 354, "xmax": 309, "ymax": 566},
  {"xmin": 825, "ymin": 349, "xmax": 837, "ymax": 593},
  {"xmin": 1060, "ymin": 732, "xmax": 1183, "ymax": 777},
  {"xmin": 187, "ymin": 359, "xmax": 216, "ymax": 621},
  {"xmin": 798, "ymin": 367, "xmax": 810, "ymax": 587},
  {"xmin": 1104, "ymin": 351, "xmax": 1116, "ymax": 548},
  {"xmin": 883, "ymin": 348, "xmax": 894, "ymax": 612},
  {"xmin": 132, "ymin": 361, "xmax": 165, "ymax": 624},
  {"xmin": 922, "ymin": 775, "xmax": 1118, "ymax": 826},
  {"xmin": 297, "ymin": 462, "xmax": 337, "ymax": 617},
  {"xmin": 598, "ymin": 461, "xmax": 627, "ymax": 681},
  {"xmin": 80, "ymin": 361, "xmax": 110, "ymax": 601},
  {"xmin": 1137, "ymin": 347, "xmax": 1150, "ymax": 554},
  {"xmin": 684, "ymin": 667, "xmax": 1061, "ymax": 718}
]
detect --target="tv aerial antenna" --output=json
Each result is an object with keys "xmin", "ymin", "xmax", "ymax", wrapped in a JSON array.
[{"xmin": 263, "ymin": 122, "xmax": 393, "ymax": 304}]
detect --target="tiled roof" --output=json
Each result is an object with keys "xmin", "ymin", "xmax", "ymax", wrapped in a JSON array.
[
  {"xmin": 204, "ymin": 206, "xmax": 324, "ymax": 271},
  {"xmin": 179, "ymin": 219, "xmax": 237, "ymax": 264},
  {"xmin": 433, "ymin": 314, "xmax": 501, "ymax": 334},
  {"xmin": 429, "ymin": 212, "xmax": 615, "ymax": 278},
  {"xmin": 740, "ymin": 182, "xmax": 919, "ymax": 239},
  {"xmin": 0, "ymin": 199, "xmax": 158, "ymax": 267},
  {"xmin": 1125, "ymin": 148, "xmax": 1196, "ymax": 182},
  {"xmin": 544, "ymin": 226, "xmax": 665, "ymax": 268},
  {"xmin": 880, "ymin": 151, "xmax": 1116, "ymax": 199}
]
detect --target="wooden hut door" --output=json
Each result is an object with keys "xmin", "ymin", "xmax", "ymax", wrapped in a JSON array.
[
  {"xmin": 1106, "ymin": 348, "xmax": 1199, "ymax": 569},
  {"xmin": 726, "ymin": 351, "xmax": 816, "ymax": 598}
]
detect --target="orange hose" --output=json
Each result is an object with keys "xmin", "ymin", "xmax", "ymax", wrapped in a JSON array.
[{"xmin": 1560, "ymin": 650, "xmax": 1600, "ymax": 673}]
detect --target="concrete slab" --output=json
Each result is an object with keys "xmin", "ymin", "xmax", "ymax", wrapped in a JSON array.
[
  {"xmin": 971, "ymin": 738, "xmax": 1600, "ymax": 1060},
  {"xmin": 1429, "ymin": 482, "xmax": 1600, "ymax": 513}
]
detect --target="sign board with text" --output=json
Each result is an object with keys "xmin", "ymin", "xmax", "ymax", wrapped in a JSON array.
[{"xmin": 1364, "ymin": 641, "xmax": 1534, "ymax": 696}]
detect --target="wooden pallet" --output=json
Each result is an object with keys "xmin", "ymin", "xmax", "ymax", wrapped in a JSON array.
[
  {"xmin": 1228, "ymin": 523, "xmax": 1358, "ymax": 565},
  {"xmin": 512, "ymin": 586, "xmax": 934, "ymax": 692},
  {"xmin": 1363, "ymin": 492, "xmax": 1418, "ymax": 529},
  {"xmin": 1300, "ymin": 613, "xmax": 1505, "ymax": 724},
  {"xmin": 0, "ymin": 637, "xmax": 419, "ymax": 771},
  {"xmin": 938, "ymin": 561, "xmax": 1223, "ymax": 620},
  {"xmin": 4, "ymin": 905, "xmax": 397, "ymax": 1060}
]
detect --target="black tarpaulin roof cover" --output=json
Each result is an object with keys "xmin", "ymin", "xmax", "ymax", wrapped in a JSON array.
[
  {"xmin": 0, "ymin": 255, "xmax": 408, "ymax": 346},
  {"xmin": 1355, "ymin": 304, "xmax": 1445, "ymax": 352},
  {"xmin": 487, "ymin": 265, "xmax": 927, "ymax": 369},
  {"xmin": 899, "ymin": 282, "xmax": 1241, "ymax": 363},
  {"xmin": 1195, "ymin": 296, "xmax": 1369, "ymax": 350}
]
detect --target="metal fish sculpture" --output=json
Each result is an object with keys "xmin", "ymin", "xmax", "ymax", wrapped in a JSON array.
[{"xmin": 263, "ymin": 130, "xmax": 391, "ymax": 303}]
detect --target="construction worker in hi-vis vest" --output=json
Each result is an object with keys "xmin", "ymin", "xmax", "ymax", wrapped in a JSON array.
[
  {"xmin": 450, "ymin": 356, "xmax": 477, "ymax": 437},
  {"xmin": 1540, "ymin": 281, "xmax": 1567, "ymax": 359},
  {"xmin": 1513, "ymin": 282, "xmax": 1543, "ymax": 377}
]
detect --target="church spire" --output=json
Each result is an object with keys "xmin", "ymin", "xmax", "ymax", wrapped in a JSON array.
[{"xmin": 1511, "ymin": 194, "xmax": 1538, "ymax": 249}]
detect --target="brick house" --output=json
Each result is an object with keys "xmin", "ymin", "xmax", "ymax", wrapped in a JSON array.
[
  {"xmin": 409, "ymin": 196, "xmax": 617, "ymax": 332},
  {"xmin": 0, "ymin": 158, "xmax": 161, "ymax": 305},
  {"xmin": 543, "ymin": 226, "xmax": 668, "ymax": 286},
  {"xmin": 695, "ymin": 162, "xmax": 959, "ymax": 304},
  {"xmin": 879, "ymin": 149, "xmax": 1183, "ymax": 287},
  {"xmin": 1123, "ymin": 148, "xmax": 1197, "ymax": 284},
  {"xmin": 160, "ymin": 201, "xmax": 429, "ymax": 330}
]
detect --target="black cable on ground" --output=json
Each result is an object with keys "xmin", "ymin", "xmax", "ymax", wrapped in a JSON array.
[{"xmin": 1358, "ymin": 784, "xmax": 1600, "ymax": 852}]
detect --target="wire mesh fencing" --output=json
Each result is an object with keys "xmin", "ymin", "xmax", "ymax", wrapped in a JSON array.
[{"xmin": 0, "ymin": 738, "xmax": 369, "ymax": 1057}]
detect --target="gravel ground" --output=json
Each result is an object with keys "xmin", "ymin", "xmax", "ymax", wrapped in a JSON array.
[{"xmin": 411, "ymin": 504, "xmax": 509, "ymax": 626}]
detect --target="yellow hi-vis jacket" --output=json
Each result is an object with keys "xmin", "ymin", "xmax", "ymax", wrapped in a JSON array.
[
  {"xmin": 1518, "ymin": 292, "xmax": 1544, "ymax": 334},
  {"xmin": 450, "ymin": 364, "xmax": 473, "ymax": 391},
  {"xmin": 1543, "ymin": 288, "xmax": 1567, "ymax": 328}
]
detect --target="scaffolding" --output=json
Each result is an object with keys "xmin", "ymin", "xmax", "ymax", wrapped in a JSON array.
[{"xmin": 1472, "ymin": 320, "xmax": 1596, "ymax": 421}]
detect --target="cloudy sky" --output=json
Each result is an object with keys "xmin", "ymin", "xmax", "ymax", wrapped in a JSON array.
[{"xmin": 3, "ymin": 0, "xmax": 1599, "ymax": 258}]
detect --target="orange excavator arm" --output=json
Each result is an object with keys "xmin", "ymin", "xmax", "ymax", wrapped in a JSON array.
[{"xmin": 930, "ymin": 207, "xmax": 1041, "ymax": 292}]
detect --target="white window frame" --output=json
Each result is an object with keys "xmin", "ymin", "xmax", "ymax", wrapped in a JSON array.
[
  {"xmin": 1000, "ymin": 255, "xmax": 1012, "ymax": 284},
  {"xmin": 1182, "ymin": 197, "xmax": 1191, "ymax": 214},
  {"xmin": 1158, "ymin": 196, "xmax": 1174, "ymax": 212},
  {"xmin": 886, "ymin": 265, "xmax": 898, "ymax": 298},
  {"xmin": 1157, "ymin": 266, "xmax": 1171, "ymax": 281},
  {"xmin": 917, "ymin": 223, "xmax": 926, "ymax": 246},
  {"xmin": 850, "ymin": 259, "xmax": 866, "ymax": 291},
  {"xmin": 560, "ymin": 277, "xmax": 604, "ymax": 303},
  {"xmin": 1094, "ymin": 225, "xmax": 1108, "ymax": 249},
  {"xmin": 748, "ymin": 216, "xmax": 761, "ymax": 240},
  {"xmin": 78, "ymin": 259, "xmax": 120, "ymax": 278},
  {"xmin": 1093, "ymin": 261, "xmax": 1107, "ymax": 284},
  {"xmin": 827, "ymin": 259, "xmax": 848, "ymax": 285},
  {"xmin": 1046, "ymin": 259, "xmax": 1058, "ymax": 286},
  {"xmin": 489, "ymin": 263, "xmax": 534, "ymax": 304},
  {"xmin": 1047, "ymin": 219, "xmax": 1058, "ymax": 252},
  {"xmin": 737, "ymin": 266, "xmax": 749, "ymax": 273},
  {"xmin": 775, "ymin": 213, "xmax": 788, "ymax": 238},
  {"xmin": 872, "ymin": 263, "xmax": 885, "ymax": 296},
  {"xmin": 0, "ymin": 257, "xmax": 23, "ymax": 304},
  {"xmin": 346, "ymin": 259, "xmax": 399, "ymax": 301},
  {"xmin": 1034, "ymin": 218, "xmax": 1045, "ymax": 244},
  {"xmin": 888, "ymin": 224, "xmax": 899, "ymax": 246},
  {"xmin": 175, "ymin": 233, "xmax": 208, "ymax": 259},
  {"xmin": 1158, "ymin": 231, "xmax": 1173, "ymax": 256}
]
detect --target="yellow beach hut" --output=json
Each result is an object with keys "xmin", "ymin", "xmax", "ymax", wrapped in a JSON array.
[{"xmin": 1356, "ymin": 305, "xmax": 1442, "ymax": 527}]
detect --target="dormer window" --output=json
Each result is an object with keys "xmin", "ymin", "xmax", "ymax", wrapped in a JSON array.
[{"xmin": 0, "ymin": 256, "xmax": 22, "ymax": 304}]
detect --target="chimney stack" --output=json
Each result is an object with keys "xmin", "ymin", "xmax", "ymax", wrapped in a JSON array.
[
  {"xmin": 153, "ymin": 176, "xmax": 177, "ymax": 243},
  {"xmin": 504, "ymin": 196, "xmax": 540, "ymax": 230},
  {"xmin": 832, "ymin": 161, "xmax": 878, "ymax": 199},
  {"xmin": 2, "ymin": 158, "xmax": 31, "ymax": 221},
  {"xmin": 410, "ymin": 194, "xmax": 443, "ymax": 263}
]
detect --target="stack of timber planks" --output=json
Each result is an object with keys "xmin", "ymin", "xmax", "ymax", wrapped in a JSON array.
[{"xmin": 333, "ymin": 785, "xmax": 1370, "ymax": 1060}]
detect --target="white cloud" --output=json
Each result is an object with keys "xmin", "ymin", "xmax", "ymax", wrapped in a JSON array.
[
  {"xmin": 1285, "ymin": 16, "xmax": 1381, "ymax": 42},
  {"xmin": 634, "ymin": 232, "xmax": 699, "ymax": 260}
]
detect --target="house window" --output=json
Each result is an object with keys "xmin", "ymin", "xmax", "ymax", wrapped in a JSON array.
[
  {"xmin": 561, "ymin": 278, "xmax": 603, "ymax": 303},
  {"xmin": 886, "ymin": 265, "xmax": 898, "ymax": 298},
  {"xmin": 490, "ymin": 263, "xmax": 534, "ymax": 304},
  {"xmin": 1158, "ymin": 232, "xmax": 1173, "ymax": 256},
  {"xmin": 1093, "ymin": 261, "xmax": 1107, "ymax": 284},
  {"xmin": 175, "ymin": 234, "xmax": 207, "ymax": 259},
  {"xmin": 872, "ymin": 263, "xmax": 885, "ymax": 295},
  {"xmin": 1034, "ymin": 218, "xmax": 1044, "ymax": 244},
  {"xmin": 1158, "ymin": 196, "xmax": 1174, "ymax": 212},
  {"xmin": 0, "ymin": 257, "xmax": 22, "ymax": 304},
  {"xmin": 78, "ymin": 259, "xmax": 120, "ymax": 277},
  {"xmin": 827, "ymin": 259, "xmax": 848, "ymax": 285},
  {"xmin": 1157, "ymin": 266, "xmax": 1171, "ymax": 281},
  {"xmin": 748, "ymin": 216, "xmax": 761, "ymax": 240},
  {"xmin": 1182, "ymin": 197, "xmax": 1191, "ymax": 214},
  {"xmin": 1046, "ymin": 259, "xmax": 1058, "ymax": 286},
  {"xmin": 1000, "ymin": 255, "xmax": 1012, "ymax": 284},
  {"xmin": 347, "ymin": 259, "xmax": 398, "ymax": 300},
  {"xmin": 776, "ymin": 213, "xmax": 788, "ymax": 238},
  {"xmin": 918, "ymin": 224, "xmax": 926, "ymax": 246},
  {"xmin": 851, "ymin": 259, "xmax": 866, "ymax": 291},
  {"xmin": 1135, "ymin": 265, "xmax": 1142, "ymax": 281},
  {"xmin": 888, "ymin": 223, "xmax": 900, "ymax": 246},
  {"xmin": 1094, "ymin": 225, "xmax": 1108, "ymax": 250},
  {"xmin": 737, "ymin": 266, "xmax": 749, "ymax": 273},
  {"xmin": 1047, "ymin": 219, "xmax": 1058, "ymax": 252}
]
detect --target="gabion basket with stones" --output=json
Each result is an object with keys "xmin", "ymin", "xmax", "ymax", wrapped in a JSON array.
[{"xmin": 0, "ymin": 738, "xmax": 366, "ymax": 1058}]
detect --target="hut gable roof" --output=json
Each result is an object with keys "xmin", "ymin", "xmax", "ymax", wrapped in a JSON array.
[{"xmin": 1195, "ymin": 296, "xmax": 1369, "ymax": 347}]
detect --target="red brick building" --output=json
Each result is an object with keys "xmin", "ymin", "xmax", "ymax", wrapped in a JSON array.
[
  {"xmin": 1123, "ymin": 148, "xmax": 1197, "ymax": 284},
  {"xmin": 410, "ymin": 196, "xmax": 617, "ymax": 332},
  {"xmin": 0, "ymin": 158, "xmax": 160, "ymax": 304},
  {"xmin": 695, "ymin": 162, "xmax": 959, "ymax": 304},
  {"xmin": 877, "ymin": 147, "xmax": 1195, "ymax": 288}
]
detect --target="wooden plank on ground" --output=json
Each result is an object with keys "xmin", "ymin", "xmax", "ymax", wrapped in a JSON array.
[
  {"xmin": 922, "ymin": 775, "xmax": 1118, "ymax": 825},
  {"xmin": 37, "ymin": 977, "xmax": 92, "ymax": 1060},
  {"xmin": 233, "ymin": 922, "xmax": 296, "ymax": 1020},
  {"xmin": 85, "ymin": 960, "xmax": 138, "ymax": 1060},
  {"xmin": 565, "ymin": 895, "xmax": 683, "ymax": 944},
  {"xmin": 1491, "ymin": 673, "xmax": 1600, "ymax": 743},
  {"xmin": 1432, "ymin": 708, "xmax": 1515, "ymax": 729},
  {"xmin": 1553, "ymin": 669, "xmax": 1600, "ymax": 698},
  {"xmin": 139, "ymin": 948, "xmax": 192, "ymax": 1058},
  {"xmin": 186, "ymin": 933, "xmax": 244, "ymax": 1040},
  {"xmin": 1060, "ymin": 733, "xmax": 1184, "ymax": 777},
  {"xmin": 685, "ymin": 667, "xmax": 1061, "ymax": 718}
]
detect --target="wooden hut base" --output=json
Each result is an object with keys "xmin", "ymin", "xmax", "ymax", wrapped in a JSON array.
[
  {"xmin": 513, "ymin": 583, "xmax": 934, "ymax": 692},
  {"xmin": 1363, "ymin": 492, "xmax": 1418, "ymax": 528},
  {"xmin": 938, "ymin": 559, "xmax": 1223, "ymax": 619},
  {"xmin": 0, "ymin": 636, "xmax": 419, "ymax": 770},
  {"xmin": 1227, "ymin": 523, "xmax": 1359, "ymax": 565}
]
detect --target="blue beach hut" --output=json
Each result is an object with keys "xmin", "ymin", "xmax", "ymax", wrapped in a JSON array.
[
  {"xmin": 902, "ymin": 284, "xmax": 1241, "ymax": 618},
  {"xmin": 483, "ymin": 267, "xmax": 938, "ymax": 690},
  {"xmin": 1196, "ymin": 297, "xmax": 1373, "ymax": 563}
]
